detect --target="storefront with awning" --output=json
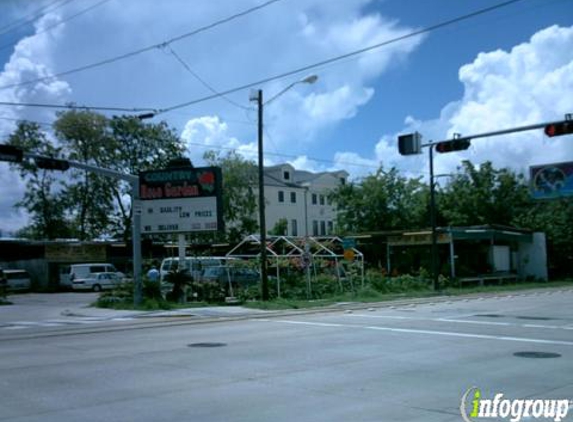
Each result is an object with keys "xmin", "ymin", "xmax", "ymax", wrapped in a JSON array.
[{"xmin": 358, "ymin": 225, "xmax": 547, "ymax": 282}]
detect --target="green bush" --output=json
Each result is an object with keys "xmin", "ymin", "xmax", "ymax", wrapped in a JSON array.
[
  {"xmin": 365, "ymin": 270, "xmax": 431, "ymax": 293},
  {"xmin": 238, "ymin": 284, "xmax": 262, "ymax": 302},
  {"xmin": 164, "ymin": 269, "xmax": 193, "ymax": 303},
  {"xmin": 309, "ymin": 275, "xmax": 340, "ymax": 299},
  {"xmin": 143, "ymin": 279, "xmax": 162, "ymax": 300},
  {"xmin": 190, "ymin": 280, "xmax": 226, "ymax": 302},
  {"xmin": 96, "ymin": 279, "xmax": 174, "ymax": 309}
]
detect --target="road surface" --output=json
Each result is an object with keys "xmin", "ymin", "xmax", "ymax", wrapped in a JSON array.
[{"xmin": 1, "ymin": 289, "xmax": 572, "ymax": 421}]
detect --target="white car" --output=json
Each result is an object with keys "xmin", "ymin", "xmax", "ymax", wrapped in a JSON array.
[{"xmin": 71, "ymin": 272, "xmax": 123, "ymax": 292}]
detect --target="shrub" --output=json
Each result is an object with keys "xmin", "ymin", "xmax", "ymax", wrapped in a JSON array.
[
  {"xmin": 143, "ymin": 279, "xmax": 163, "ymax": 300},
  {"xmin": 96, "ymin": 279, "xmax": 173, "ymax": 309},
  {"xmin": 310, "ymin": 275, "xmax": 340, "ymax": 299},
  {"xmin": 190, "ymin": 280, "xmax": 226, "ymax": 302},
  {"xmin": 164, "ymin": 269, "xmax": 193, "ymax": 303},
  {"xmin": 365, "ymin": 270, "xmax": 431, "ymax": 293}
]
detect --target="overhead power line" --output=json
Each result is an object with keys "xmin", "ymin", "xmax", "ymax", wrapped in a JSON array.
[
  {"xmin": 0, "ymin": 0, "xmax": 65, "ymax": 33},
  {"xmin": 155, "ymin": 0, "xmax": 526, "ymax": 115},
  {"xmin": 0, "ymin": 0, "xmax": 77, "ymax": 38},
  {"xmin": 0, "ymin": 0, "xmax": 285, "ymax": 91},
  {"xmin": 0, "ymin": 0, "xmax": 114, "ymax": 54},
  {"xmin": 164, "ymin": 45, "xmax": 250, "ymax": 111},
  {"xmin": 0, "ymin": 0, "xmax": 526, "ymax": 113},
  {"xmin": 0, "ymin": 100, "xmax": 155, "ymax": 113}
]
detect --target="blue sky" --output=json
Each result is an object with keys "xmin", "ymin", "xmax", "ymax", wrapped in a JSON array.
[{"xmin": 0, "ymin": 0, "xmax": 572, "ymax": 232}]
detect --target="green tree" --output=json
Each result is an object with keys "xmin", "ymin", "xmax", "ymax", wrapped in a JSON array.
[
  {"xmin": 269, "ymin": 218, "xmax": 288, "ymax": 236},
  {"xmin": 53, "ymin": 110, "xmax": 114, "ymax": 240},
  {"xmin": 105, "ymin": 116, "xmax": 185, "ymax": 241},
  {"xmin": 203, "ymin": 150, "xmax": 258, "ymax": 243},
  {"xmin": 331, "ymin": 166, "xmax": 428, "ymax": 233},
  {"xmin": 514, "ymin": 197, "xmax": 573, "ymax": 277},
  {"xmin": 438, "ymin": 161, "xmax": 530, "ymax": 226},
  {"xmin": 7, "ymin": 121, "xmax": 73, "ymax": 239},
  {"xmin": 8, "ymin": 111, "xmax": 186, "ymax": 241}
]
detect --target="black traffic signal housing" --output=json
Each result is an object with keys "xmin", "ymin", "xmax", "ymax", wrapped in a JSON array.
[
  {"xmin": 435, "ymin": 139, "xmax": 471, "ymax": 153},
  {"xmin": 35, "ymin": 157, "xmax": 70, "ymax": 171},
  {"xmin": 398, "ymin": 132, "xmax": 422, "ymax": 155},
  {"xmin": 0, "ymin": 144, "xmax": 23, "ymax": 163},
  {"xmin": 544, "ymin": 121, "xmax": 573, "ymax": 137}
]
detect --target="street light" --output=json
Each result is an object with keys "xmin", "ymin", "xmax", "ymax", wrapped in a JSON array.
[{"xmin": 250, "ymin": 75, "xmax": 318, "ymax": 300}]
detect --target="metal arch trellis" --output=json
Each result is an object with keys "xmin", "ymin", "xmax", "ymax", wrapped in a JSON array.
[{"xmin": 226, "ymin": 234, "xmax": 364, "ymax": 297}]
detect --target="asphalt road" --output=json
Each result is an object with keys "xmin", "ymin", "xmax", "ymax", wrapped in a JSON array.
[{"xmin": 1, "ymin": 289, "xmax": 572, "ymax": 422}]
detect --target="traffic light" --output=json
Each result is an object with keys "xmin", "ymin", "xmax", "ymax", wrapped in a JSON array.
[
  {"xmin": 35, "ymin": 157, "xmax": 70, "ymax": 171},
  {"xmin": 435, "ymin": 139, "xmax": 471, "ymax": 153},
  {"xmin": 544, "ymin": 121, "xmax": 573, "ymax": 137},
  {"xmin": 0, "ymin": 144, "xmax": 23, "ymax": 163},
  {"xmin": 398, "ymin": 132, "xmax": 422, "ymax": 155}
]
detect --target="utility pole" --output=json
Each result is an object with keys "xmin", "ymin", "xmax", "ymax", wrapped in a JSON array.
[
  {"xmin": 429, "ymin": 145, "xmax": 438, "ymax": 291},
  {"xmin": 249, "ymin": 76, "xmax": 318, "ymax": 301},
  {"xmin": 254, "ymin": 89, "xmax": 269, "ymax": 301}
]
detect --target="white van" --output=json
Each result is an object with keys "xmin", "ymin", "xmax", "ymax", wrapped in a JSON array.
[
  {"xmin": 159, "ymin": 257, "xmax": 236, "ymax": 283},
  {"xmin": 70, "ymin": 263, "xmax": 124, "ymax": 291},
  {"xmin": 3, "ymin": 269, "xmax": 32, "ymax": 292}
]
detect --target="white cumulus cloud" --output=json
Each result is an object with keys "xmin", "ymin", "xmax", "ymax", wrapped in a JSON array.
[
  {"xmin": 0, "ymin": 11, "xmax": 71, "ymax": 234},
  {"xmin": 357, "ymin": 24, "xmax": 573, "ymax": 180}
]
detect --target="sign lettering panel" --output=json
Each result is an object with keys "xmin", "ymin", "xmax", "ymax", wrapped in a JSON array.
[{"xmin": 139, "ymin": 166, "xmax": 223, "ymax": 234}]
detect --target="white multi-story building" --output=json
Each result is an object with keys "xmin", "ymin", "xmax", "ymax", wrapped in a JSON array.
[{"xmin": 262, "ymin": 163, "xmax": 348, "ymax": 237}]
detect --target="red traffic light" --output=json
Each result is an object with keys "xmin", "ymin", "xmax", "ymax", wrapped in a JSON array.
[
  {"xmin": 435, "ymin": 139, "xmax": 471, "ymax": 153},
  {"xmin": 544, "ymin": 121, "xmax": 573, "ymax": 137}
]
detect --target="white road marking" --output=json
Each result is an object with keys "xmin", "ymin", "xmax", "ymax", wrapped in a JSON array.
[
  {"xmin": 269, "ymin": 320, "xmax": 345, "ymax": 328},
  {"xmin": 261, "ymin": 319, "xmax": 573, "ymax": 347},
  {"xmin": 348, "ymin": 314, "xmax": 573, "ymax": 331},
  {"xmin": 1, "ymin": 317, "xmax": 135, "ymax": 331},
  {"xmin": 44, "ymin": 319, "xmax": 102, "ymax": 325},
  {"xmin": 437, "ymin": 318, "xmax": 511, "ymax": 326}
]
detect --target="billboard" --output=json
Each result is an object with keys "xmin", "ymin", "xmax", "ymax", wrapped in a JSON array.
[
  {"xmin": 139, "ymin": 166, "xmax": 223, "ymax": 234},
  {"xmin": 530, "ymin": 161, "xmax": 573, "ymax": 200}
]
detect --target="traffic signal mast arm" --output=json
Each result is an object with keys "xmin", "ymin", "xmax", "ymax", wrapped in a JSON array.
[
  {"xmin": 424, "ymin": 114, "xmax": 572, "ymax": 148},
  {"xmin": 19, "ymin": 150, "xmax": 143, "ymax": 306},
  {"xmin": 23, "ymin": 151, "xmax": 138, "ymax": 183}
]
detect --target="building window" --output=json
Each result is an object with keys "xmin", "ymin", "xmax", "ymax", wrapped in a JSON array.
[
  {"xmin": 320, "ymin": 221, "xmax": 326, "ymax": 235},
  {"xmin": 312, "ymin": 193, "xmax": 317, "ymax": 205},
  {"xmin": 327, "ymin": 221, "xmax": 333, "ymax": 234},
  {"xmin": 312, "ymin": 220, "xmax": 318, "ymax": 236},
  {"xmin": 278, "ymin": 191, "xmax": 284, "ymax": 203},
  {"xmin": 283, "ymin": 170, "xmax": 290, "ymax": 180},
  {"xmin": 290, "ymin": 192, "xmax": 296, "ymax": 203},
  {"xmin": 327, "ymin": 196, "xmax": 332, "ymax": 206},
  {"xmin": 291, "ymin": 219, "xmax": 298, "ymax": 237},
  {"xmin": 340, "ymin": 178, "xmax": 346, "ymax": 185},
  {"xmin": 319, "ymin": 195, "xmax": 325, "ymax": 205}
]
